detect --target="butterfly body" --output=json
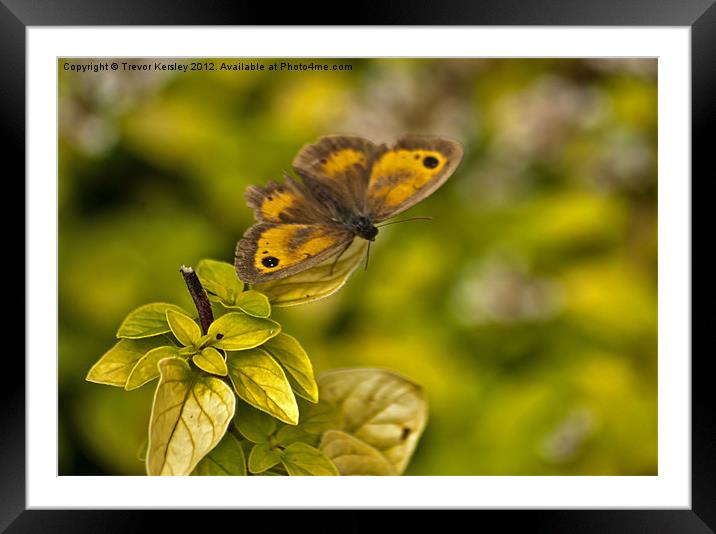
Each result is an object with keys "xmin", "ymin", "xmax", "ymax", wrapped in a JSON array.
[
  {"xmin": 235, "ymin": 135, "xmax": 463, "ymax": 284},
  {"xmin": 350, "ymin": 215, "xmax": 379, "ymax": 241}
]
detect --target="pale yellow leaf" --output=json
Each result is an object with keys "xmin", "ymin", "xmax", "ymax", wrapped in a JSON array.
[
  {"xmin": 192, "ymin": 347, "xmax": 228, "ymax": 376},
  {"xmin": 146, "ymin": 358, "xmax": 236, "ymax": 476},
  {"xmin": 262, "ymin": 333, "xmax": 318, "ymax": 402},
  {"xmin": 86, "ymin": 336, "xmax": 171, "ymax": 387},
  {"xmin": 319, "ymin": 430, "xmax": 395, "ymax": 475},
  {"xmin": 208, "ymin": 312, "xmax": 280, "ymax": 351},
  {"xmin": 166, "ymin": 309, "xmax": 202, "ymax": 347},
  {"xmin": 116, "ymin": 302, "xmax": 188, "ymax": 339},
  {"xmin": 196, "ymin": 259, "xmax": 244, "ymax": 306},
  {"xmin": 227, "ymin": 290, "xmax": 271, "ymax": 318},
  {"xmin": 317, "ymin": 368, "xmax": 428, "ymax": 475},
  {"xmin": 226, "ymin": 348, "xmax": 298, "ymax": 425},
  {"xmin": 125, "ymin": 345, "xmax": 180, "ymax": 391}
]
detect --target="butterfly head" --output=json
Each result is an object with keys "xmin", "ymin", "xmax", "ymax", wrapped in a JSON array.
[{"xmin": 353, "ymin": 215, "xmax": 378, "ymax": 241}]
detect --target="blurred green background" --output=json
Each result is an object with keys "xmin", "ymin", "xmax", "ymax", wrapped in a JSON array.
[{"xmin": 59, "ymin": 58, "xmax": 657, "ymax": 476}]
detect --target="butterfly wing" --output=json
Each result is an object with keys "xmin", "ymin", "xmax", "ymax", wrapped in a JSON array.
[
  {"xmin": 291, "ymin": 135, "xmax": 385, "ymax": 217},
  {"xmin": 366, "ymin": 135, "xmax": 463, "ymax": 221},
  {"xmin": 235, "ymin": 222, "xmax": 354, "ymax": 284},
  {"xmin": 245, "ymin": 173, "xmax": 332, "ymax": 224}
]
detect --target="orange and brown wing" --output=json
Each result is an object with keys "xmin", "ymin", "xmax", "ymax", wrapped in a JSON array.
[
  {"xmin": 366, "ymin": 136, "xmax": 463, "ymax": 221},
  {"xmin": 235, "ymin": 222, "xmax": 353, "ymax": 284},
  {"xmin": 292, "ymin": 136, "xmax": 385, "ymax": 215},
  {"xmin": 245, "ymin": 174, "xmax": 331, "ymax": 224}
]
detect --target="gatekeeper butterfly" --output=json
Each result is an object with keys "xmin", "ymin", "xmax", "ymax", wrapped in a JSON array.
[{"xmin": 235, "ymin": 135, "xmax": 464, "ymax": 284}]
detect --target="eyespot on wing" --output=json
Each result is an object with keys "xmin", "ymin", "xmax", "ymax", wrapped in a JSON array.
[{"xmin": 235, "ymin": 223, "xmax": 353, "ymax": 284}]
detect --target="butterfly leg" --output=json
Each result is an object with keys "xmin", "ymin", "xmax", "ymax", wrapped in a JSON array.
[{"xmin": 329, "ymin": 239, "xmax": 355, "ymax": 276}]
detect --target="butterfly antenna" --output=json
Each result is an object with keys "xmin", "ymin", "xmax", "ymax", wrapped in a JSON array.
[
  {"xmin": 376, "ymin": 216, "xmax": 433, "ymax": 228},
  {"xmin": 364, "ymin": 241, "xmax": 371, "ymax": 271}
]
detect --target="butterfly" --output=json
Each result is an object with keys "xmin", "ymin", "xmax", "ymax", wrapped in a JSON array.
[{"xmin": 235, "ymin": 135, "xmax": 464, "ymax": 284}]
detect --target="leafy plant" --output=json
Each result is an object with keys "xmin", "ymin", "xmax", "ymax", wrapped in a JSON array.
[{"xmin": 86, "ymin": 241, "xmax": 427, "ymax": 476}]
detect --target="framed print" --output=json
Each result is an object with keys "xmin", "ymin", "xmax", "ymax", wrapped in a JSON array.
[{"xmin": 6, "ymin": 0, "xmax": 712, "ymax": 531}]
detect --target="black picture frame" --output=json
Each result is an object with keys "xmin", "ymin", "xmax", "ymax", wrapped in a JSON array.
[{"xmin": 5, "ymin": 1, "xmax": 711, "ymax": 531}]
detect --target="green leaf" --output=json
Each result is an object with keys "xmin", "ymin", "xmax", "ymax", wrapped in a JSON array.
[
  {"xmin": 226, "ymin": 348, "xmax": 299, "ymax": 425},
  {"xmin": 86, "ymin": 336, "xmax": 171, "ymax": 387},
  {"xmin": 192, "ymin": 347, "xmax": 228, "ymax": 376},
  {"xmin": 275, "ymin": 425, "xmax": 315, "ymax": 447},
  {"xmin": 192, "ymin": 432, "xmax": 246, "ymax": 476},
  {"xmin": 196, "ymin": 259, "xmax": 244, "ymax": 306},
  {"xmin": 296, "ymin": 399, "xmax": 342, "ymax": 435},
  {"xmin": 234, "ymin": 401, "xmax": 277, "ymax": 443},
  {"xmin": 146, "ymin": 358, "xmax": 236, "ymax": 476},
  {"xmin": 238, "ymin": 437, "xmax": 255, "ymax": 459},
  {"xmin": 319, "ymin": 430, "xmax": 395, "ymax": 475},
  {"xmin": 281, "ymin": 442, "xmax": 339, "ymax": 476},
  {"xmin": 197, "ymin": 261, "xmax": 271, "ymax": 317},
  {"xmin": 262, "ymin": 333, "xmax": 318, "ymax": 403},
  {"xmin": 227, "ymin": 290, "xmax": 271, "ymax": 318},
  {"xmin": 316, "ymin": 368, "xmax": 428, "ymax": 475},
  {"xmin": 253, "ymin": 239, "xmax": 367, "ymax": 307},
  {"xmin": 248, "ymin": 442, "xmax": 282, "ymax": 474},
  {"xmin": 166, "ymin": 309, "xmax": 202, "ymax": 347},
  {"xmin": 116, "ymin": 303, "xmax": 188, "ymax": 339},
  {"xmin": 125, "ymin": 345, "xmax": 180, "ymax": 391},
  {"xmin": 208, "ymin": 312, "xmax": 280, "ymax": 351}
]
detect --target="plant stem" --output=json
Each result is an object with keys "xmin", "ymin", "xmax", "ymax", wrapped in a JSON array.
[{"xmin": 180, "ymin": 265, "xmax": 213, "ymax": 334}]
